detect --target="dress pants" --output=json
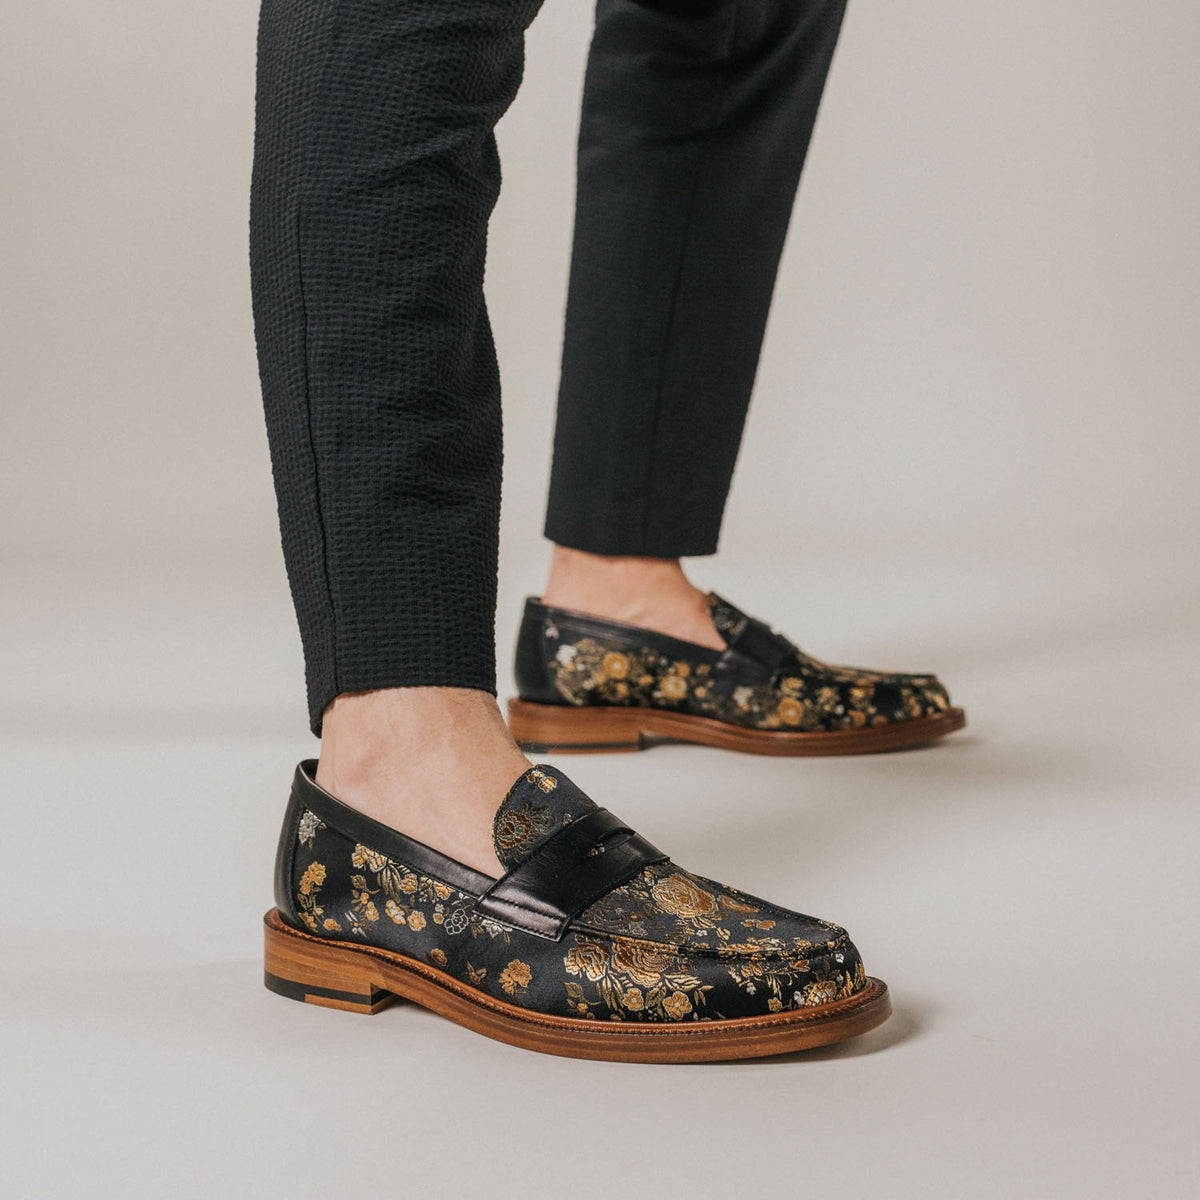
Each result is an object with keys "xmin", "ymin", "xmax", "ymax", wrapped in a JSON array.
[{"xmin": 249, "ymin": 0, "xmax": 846, "ymax": 734}]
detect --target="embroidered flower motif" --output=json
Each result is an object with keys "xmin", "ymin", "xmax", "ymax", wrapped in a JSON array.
[
  {"xmin": 298, "ymin": 862, "xmax": 326, "ymax": 896},
  {"xmin": 526, "ymin": 767, "xmax": 558, "ymax": 793},
  {"xmin": 499, "ymin": 959, "xmax": 532, "ymax": 995},
  {"xmin": 662, "ymin": 991, "xmax": 692, "ymax": 1020},
  {"xmin": 804, "ymin": 979, "xmax": 839, "ymax": 1006},
  {"xmin": 443, "ymin": 909, "xmax": 469, "ymax": 936},
  {"xmin": 297, "ymin": 809, "xmax": 324, "ymax": 847},
  {"xmin": 610, "ymin": 940, "xmax": 674, "ymax": 988},
  {"xmin": 622, "ymin": 988, "xmax": 644, "ymax": 1011},
  {"xmin": 659, "ymin": 674, "xmax": 688, "ymax": 700},
  {"xmin": 602, "ymin": 651, "xmax": 629, "ymax": 679},
  {"xmin": 322, "ymin": 917, "xmax": 341, "ymax": 932},
  {"xmin": 495, "ymin": 810, "xmax": 534, "ymax": 850},
  {"xmin": 429, "ymin": 948, "xmax": 447, "ymax": 967},
  {"xmin": 351, "ymin": 844, "xmax": 388, "ymax": 872},
  {"xmin": 650, "ymin": 872, "xmax": 718, "ymax": 919},
  {"xmin": 408, "ymin": 910, "xmax": 426, "ymax": 932},
  {"xmin": 564, "ymin": 939, "xmax": 609, "ymax": 982},
  {"xmin": 495, "ymin": 799, "xmax": 555, "ymax": 857}
]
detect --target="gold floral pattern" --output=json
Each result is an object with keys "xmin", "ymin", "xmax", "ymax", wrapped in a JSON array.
[
  {"xmin": 545, "ymin": 592, "xmax": 951, "ymax": 733},
  {"xmin": 499, "ymin": 960, "xmax": 532, "ymax": 996},
  {"xmin": 295, "ymin": 860, "xmax": 328, "ymax": 931},
  {"xmin": 284, "ymin": 764, "xmax": 869, "ymax": 1023}
]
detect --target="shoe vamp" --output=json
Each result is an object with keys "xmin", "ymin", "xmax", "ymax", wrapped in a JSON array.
[{"xmin": 572, "ymin": 859, "xmax": 847, "ymax": 960}]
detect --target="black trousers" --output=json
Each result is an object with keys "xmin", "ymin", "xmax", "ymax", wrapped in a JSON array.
[{"xmin": 249, "ymin": 0, "xmax": 846, "ymax": 734}]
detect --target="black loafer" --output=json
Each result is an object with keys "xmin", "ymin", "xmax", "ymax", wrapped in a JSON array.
[
  {"xmin": 264, "ymin": 760, "xmax": 890, "ymax": 1062},
  {"xmin": 507, "ymin": 591, "xmax": 965, "ymax": 755}
]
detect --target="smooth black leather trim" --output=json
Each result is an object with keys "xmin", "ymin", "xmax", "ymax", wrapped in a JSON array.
[
  {"xmin": 513, "ymin": 601, "xmax": 562, "ymax": 705},
  {"xmin": 725, "ymin": 615, "xmax": 799, "ymax": 678},
  {"xmin": 476, "ymin": 808, "xmax": 667, "ymax": 940},
  {"xmin": 290, "ymin": 760, "xmax": 498, "ymax": 898},
  {"xmin": 273, "ymin": 784, "xmax": 304, "ymax": 926},
  {"xmin": 284, "ymin": 760, "xmax": 667, "ymax": 942},
  {"xmin": 527, "ymin": 598, "xmax": 726, "ymax": 664}
]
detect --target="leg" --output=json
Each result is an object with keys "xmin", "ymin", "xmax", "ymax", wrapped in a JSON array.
[
  {"xmin": 253, "ymin": 4, "xmax": 894, "ymax": 1060},
  {"xmin": 540, "ymin": 0, "xmax": 847, "ymax": 641},
  {"xmin": 250, "ymin": 0, "xmax": 543, "ymax": 872}
]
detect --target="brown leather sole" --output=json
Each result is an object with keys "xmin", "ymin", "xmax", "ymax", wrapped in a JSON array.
[
  {"xmin": 263, "ymin": 908, "xmax": 891, "ymax": 1063},
  {"xmin": 507, "ymin": 698, "xmax": 967, "ymax": 756}
]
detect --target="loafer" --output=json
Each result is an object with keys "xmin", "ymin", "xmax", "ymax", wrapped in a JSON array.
[
  {"xmin": 264, "ymin": 760, "xmax": 890, "ymax": 1062},
  {"xmin": 507, "ymin": 591, "xmax": 965, "ymax": 755}
]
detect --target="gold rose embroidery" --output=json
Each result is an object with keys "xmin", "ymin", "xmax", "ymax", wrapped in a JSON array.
[
  {"xmin": 565, "ymin": 939, "xmax": 609, "ymax": 982},
  {"xmin": 499, "ymin": 960, "xmax": 532, "ymax": 996},
  {"xmin": 610, "ymin": 940, "xmax": 674, "ymax": 988},
  {"xmin": 650, "ymin": 872, "xmax": 718, "ymax": 919}
]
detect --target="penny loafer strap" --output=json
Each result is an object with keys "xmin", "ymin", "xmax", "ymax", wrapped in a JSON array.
[
  {"xmin": 728, "ymin": 615, "xmax": 800, "ymax": 672},
  {"xmin": 475, "ymin": 808, "xmax": 667, "ymax": 940}
]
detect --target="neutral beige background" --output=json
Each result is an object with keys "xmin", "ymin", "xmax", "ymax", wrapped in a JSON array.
[
  {"xmin": 3, "ymin": 1, "xmax": 1197, "ymax": 566},
  {"xmin": 2, "ymin": 3, "xmax": 1198, "ymax": 1198}
]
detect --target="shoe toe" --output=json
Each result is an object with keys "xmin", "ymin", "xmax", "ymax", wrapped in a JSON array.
[{"xmin": 572, "ymin": 862, "xmax": 870, "ymax": 1021}]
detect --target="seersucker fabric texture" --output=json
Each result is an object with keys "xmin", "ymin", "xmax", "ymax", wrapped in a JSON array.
[{"xmin": 248, "ymin": 0, "xmax": 848, "ymax": 732}]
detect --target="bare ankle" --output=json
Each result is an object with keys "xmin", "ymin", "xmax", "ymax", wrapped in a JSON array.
[
  {"xmin": 541, "ymin": 545, "xmax": 724, "ymax": 650},
  {"xmin": 316, "ymin": 687, "xmax": 529, "ymax": 876}
]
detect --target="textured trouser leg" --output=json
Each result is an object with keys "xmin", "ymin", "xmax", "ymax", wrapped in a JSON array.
[
  {"xmin": 250, "ymin": 0, "xmax": 543, "ymax": 734},
  {"xmin": 544, "ymin": 0, "xmax": 847, "ymax": 556}
]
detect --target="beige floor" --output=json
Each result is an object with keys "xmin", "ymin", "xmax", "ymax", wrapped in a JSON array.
[{"xmin": 2, "ymin": 539, "xmax": 1197, "ymax": 1198}]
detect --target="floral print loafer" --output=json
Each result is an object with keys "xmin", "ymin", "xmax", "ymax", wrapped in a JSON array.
[
  {"xmin": 507, "ymin": 592, "xmax": 965, "ymax": 755},
  {"xmin": 264, "ymin": 760, "xmax": 890, "ymax": 1062}
]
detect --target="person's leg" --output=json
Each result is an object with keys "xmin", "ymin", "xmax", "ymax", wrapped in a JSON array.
[
  {"xmin": 250, "ymin": 0, "xmax": 543, "ymax": 873},
  {"xmin": 540, "ymin": 0, "xmax": 847, "ymax": 644}
]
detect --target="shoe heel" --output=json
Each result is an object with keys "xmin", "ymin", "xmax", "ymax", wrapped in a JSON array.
[
  {"xmin": 263, "ymin": 909, "xmax": 397, "ymax": 1014},
  {"xmin": 506, "ymin": 698, "xmax": 645, "ymax": 753}
]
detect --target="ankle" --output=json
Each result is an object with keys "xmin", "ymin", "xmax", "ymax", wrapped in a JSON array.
[
  {"xmin": 316, "ymin": 687, "xmax": 529, "ymax": 876},
  {"xmin": 541, "ymin": 546, "xmax": 724, "ymax": 650}
]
